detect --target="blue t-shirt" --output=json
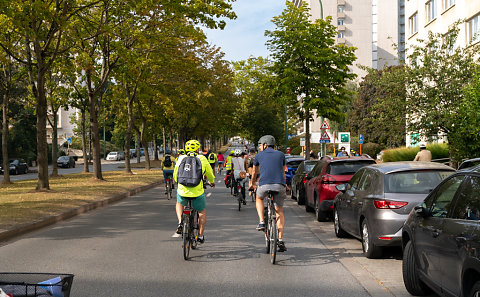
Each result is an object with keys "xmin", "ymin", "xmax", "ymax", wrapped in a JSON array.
[{"xmin": 254, "ymin": 148, "xmax": 286, "ymax": 186}]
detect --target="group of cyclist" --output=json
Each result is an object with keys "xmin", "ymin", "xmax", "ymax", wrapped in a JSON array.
[{"xmin": 162, "ymin": 135, "xmax": 287, "ymax": 253}]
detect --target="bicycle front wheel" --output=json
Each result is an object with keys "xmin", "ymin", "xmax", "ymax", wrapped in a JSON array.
[
  {"xmin": 182, "ymin": 220, "xmax": 190, "ymax": 260},
  {"xmin": 270, "ymin": 215, "xmax": 278, "ymax": 264},
  {"xmin": 166, "ymin": 184, "xmax": 172, "ymax": 200}
]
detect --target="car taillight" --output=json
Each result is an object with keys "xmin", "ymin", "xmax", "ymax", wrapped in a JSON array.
[
  {"xmin": 373, "ymin": 200, "xmax": 408, "ymax": 209},
  {"xmin": 303, "ymin": 174, "xmax": 308, "ymax": 184},
  {"xmin": 183, "ymin": 210, "xmax": 191, "ymax": 215},
  {"xmin": 321, "ymin": 175, "xmax": 337, "ymax": 184}
]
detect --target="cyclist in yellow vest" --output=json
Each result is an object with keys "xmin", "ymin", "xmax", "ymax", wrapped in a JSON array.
[
  {"xmin": 174, "ymin": 140, "xmax": 215, "ymax": 244},
  {"xmin": 207, "ymin": 150, "xmax": 217, "ymax": 173},
  {"xmin": 224, "ymin": 150, "xmax": 234, "ymax": 187}
]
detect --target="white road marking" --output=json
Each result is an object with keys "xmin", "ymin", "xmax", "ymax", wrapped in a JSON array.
[
  {"xmin": 206, "ymin": 193, "xmax": 212, "ymax": 198},
  {"xmin": 171, "ymin": 233, "xmax": 181, "ymax": 238}
]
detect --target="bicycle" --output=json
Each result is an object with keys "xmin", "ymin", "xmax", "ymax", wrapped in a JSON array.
[
  {"xmin": 264, "ymin": 190, "xmax": 279, "ymax": 264},
  {"xmin": 181, "ymin": 197, "xmax": 199, "ymax": 260},
  {"xmin": 0, "ymin": 273, "xmax": 74, "ymax": 297},
  {"xmin": 249, "ymin": 187, "xmax": 256, "ymax": 202},
  {"xmin": 165, "ymin": 177, "xmax": 173, "ymax": 200},
  {"xmin": 235, "ymin": 179, "xmax": 246, "ymax": 211}
]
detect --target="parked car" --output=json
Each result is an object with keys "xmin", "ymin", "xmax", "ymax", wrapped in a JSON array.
[
  {"xmin": 402, "ymin": 167, "xmax": 480, "ymax": 297},
  {"xmin": 333, "ymin": 161, "xmax": 455, "ymax": 258},
  {"xmin": 0, "ymin": 158, "xmax": 28, "ymax": 175},
  {"xmin": 285, "ymin": 157, "xmax": 305, "ymax": 186},
  {"xmin": 458, "ymin": 157, "xmax": 480, "ymax": 170},
  {"xmin": 305, "ymin": 155, "xmax": 376, "ymax": 221},
  {"xmin": 57, "ymin": 156, "xmax": 75, "ymax": 168},
  {"xmin": 291, "ymin": 160, "xmax": 319, "ymax": 205},
  {"xmin": 129, "ymin": 149, "xmax": 136, "ymax": 158},
  {"xmin": 106, "ymin": 151, "xmax": 124, "ymax": 161}
]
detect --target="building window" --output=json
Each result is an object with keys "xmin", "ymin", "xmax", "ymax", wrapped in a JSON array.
[
  {"xmin": 468, "ymin": 14, "xmax": 480, "ymax": 43},
  {"xmin": 338, "ymin": 5, "xmax": 345, "ymax": 13},
  {"xmin": 409, "ymin": 12, "xmax": 418, "ymax": 35},
  {"xmin": 337, "ymin": 18, "xmax": 344, "ymax": 26},
  {"xmin": 426, "ymin": 0, "xmax": 436, "ymax": 22},
  {"xmin": 442, "ymin": 0, "xmax": 455, "ymax": 10},
  {"xmin": 337, "ymin": 31, "xmax": 345, "ymax": 38}
]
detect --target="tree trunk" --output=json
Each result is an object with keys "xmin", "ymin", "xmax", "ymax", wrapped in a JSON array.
[
  {"xmin": 140, "ymin": 119, "xmax": 150, "ymax": 170},
  {"xmin": 50, "ymin": 107, "xmax": 59, "ymax": 177},
  {"xmin": 162, "ymin": 128, "xmax": 166, "ymax": 157},
  {"xmin": 153, "ymin": 135, "xmax": 158, "ymax": 161},
  {"xmin": 89, "ymin": 93, "xmax": 103, "ymax": 180},
  {"xmin": 1, "ymin": 93, "xmax": 11, "ymax": 184},
  {"xmin": 305, "ymin": 108, "xmax": 311, "ymax": 160},
  {"xmin": 136, "ymin": 131, "xmax": 141, "ymax": 163},
  {"xmin": 124, "ymin": 95, "xmax": 134, "ymax": 174},
  {"xmin": 81, "ymin": 110, "xmax": 89, "ymax": 173},
  {"xmin": 36, "ymin": 78, "xmax": 50, "ymax": 190}
]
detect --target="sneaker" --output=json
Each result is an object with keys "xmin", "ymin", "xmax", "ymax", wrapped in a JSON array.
[
  {"xmin": 242, "ymin": 199, "xmax": 246, "ymax": 205},
  {"xmin": 176, "ymin": 224, "xmax": 182, "ymax": 234},
  {"xmin": 277, "ymin": 240, "xmax": 287, "ymax": 252},
  {"xmin": 196, "ymin": 236, "xmax": 205, "ymax": 244},
  {"xmin": 256, "ymin": 222, "xmax": 265, "ymax": 231}
]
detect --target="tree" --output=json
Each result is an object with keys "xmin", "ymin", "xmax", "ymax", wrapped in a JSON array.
[
  {"xmin": 233, "ymin": 57, "xmax": 284, "ymax": 143},
  {"xmin": 406, "ymin": 24, "xmax": 478, "ymax": 141},
  {"xmin": 266, "ymin": 1, "xmax": 357, "ymax": 159}
]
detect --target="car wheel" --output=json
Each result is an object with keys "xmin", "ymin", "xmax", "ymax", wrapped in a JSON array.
[
  {"xmin": 361, "ymin": 218, "xmax": 382, "ymax": 258},
  {"xmin": 297, "ymin": 188, "xmax": 305, "ymax": 205},
  {"xmin": 314, "ymin": 197, "xmax": 328, "ymax": 222},
  {"xmin": 470, "ymin": 281, "xmax": 480, "ymax": 297},
  {"xmin": 402, "ymin": 240, "xmax": 431, "ymax": 296},
  {"xmin": 291, "ymin": 186, "xmax": 296, "ymax": 200},
  {"xmin": 334, "ymin": 208, "xmax": 348, "ymax": 238},
  {"xmin": 305, "ymin": 197, "xmax": 314, "ymax": 212},
  {"xmin": 73, "ymin": 163, "xmax": 75, "ymax": 168},
  {"xmin": 14, "ymin": 168, "xmax": 18, "ymax": 175},
  {"xmin": 24, "ymin": 167, "xmax": 28, "ymax": 174}
]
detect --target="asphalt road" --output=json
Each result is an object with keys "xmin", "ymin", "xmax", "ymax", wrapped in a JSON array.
[{"xmin": 0, "ymin": 173, "xmax": 372, "ymax": 297}]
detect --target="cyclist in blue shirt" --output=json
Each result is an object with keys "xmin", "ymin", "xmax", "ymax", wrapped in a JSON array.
[{"xmin": 249, "ymin": 135, "xmax": 287, "ymax": 252}]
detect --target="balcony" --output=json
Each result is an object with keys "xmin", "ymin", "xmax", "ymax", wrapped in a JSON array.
[
  {"xmin": 337, "ymin": 0, "xmax": 346, "ymax": 5},
  {"xmin": 337, "ymin": 12, "xmax": 345, "ymax": 18},
  {"xmin": 337, "ymin": 38, "xmax": 346, "ymax": 44},
  {"xmin": 338, "ymin": 25, "xmax": 346, "ymax": 31}
]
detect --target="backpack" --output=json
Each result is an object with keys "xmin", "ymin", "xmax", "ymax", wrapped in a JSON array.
[
  {"xmin": 208, "ymin": 153, "xmax": 216, "ymax": 162},
  {"xmin": 163, "ymin": 155, "xmax": 172, "ymax": 167},
  {"xmin": 177, "ymin": 156, "xmax": 203, "ymax": 187}
]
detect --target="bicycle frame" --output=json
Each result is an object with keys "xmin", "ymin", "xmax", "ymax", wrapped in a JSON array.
[
  {"xmin": 264, "ymin": 191, "xmax": 278, "ymax": 264},
  {"xmin": 182, "ymin": 200, "xmax": 199, "ymax": 260},
  {"xmin": 166, "ymin": 178, "xmax": 172, "ymax": 200}
]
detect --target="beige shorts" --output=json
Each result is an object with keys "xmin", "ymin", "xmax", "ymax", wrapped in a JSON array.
[{"xmin": 256, "ymin": 184, "xmax": 287, "ymax": 207}]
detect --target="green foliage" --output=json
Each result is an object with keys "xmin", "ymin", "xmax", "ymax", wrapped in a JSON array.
[
  {"xmin": 449, "ymin": 68, "xmax": 480, "ymax": 161},
  {"xmin": 362, "ymin": 143, "xmax": 383, "ymax": 158},
  {"xmin": 383, "ymin": 143, "xmax": 449, "ymax": 162}
]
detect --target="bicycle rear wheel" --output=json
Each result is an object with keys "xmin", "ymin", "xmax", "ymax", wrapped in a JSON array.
[
  {"xmin": 270, "ymin": 215, "xmax": 278, "ymax": 264},
  {"xmin": 191, "ymin": 212, "xmax": 199, "ymax": 250},
  {"xmin": 264, "ymin": 206, "xmax": 270, "ymax": 254},
  {"xmin": 166, "ymin": 182, "xmax": 172, "ymax": 200},
  {"xmin": 182, "ymin": 220, "xmax": 190, "ymax": 260}
]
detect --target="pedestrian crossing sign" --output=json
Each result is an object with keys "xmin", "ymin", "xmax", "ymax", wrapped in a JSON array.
[
  {"xmin": 320, "ymin": 131, "xmax": 330, "ymax": 140},
  {"xmin": 320, "ymin": 120, "xmax": 330, "ymax": 130}
]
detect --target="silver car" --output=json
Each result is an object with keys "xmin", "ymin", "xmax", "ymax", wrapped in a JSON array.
[{"xmin": 333, "ymin": 161, "xmax": 455, "ymax": 258}]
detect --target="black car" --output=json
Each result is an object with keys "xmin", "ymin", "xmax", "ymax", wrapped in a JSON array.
[
  {"xmin": 402, "ymin": 168, "xmax": 480, "ymax": 297},
  {"xmin": 291, "ymin": 160, "xmax": 319, "ymax": 205},
  {"xmin": 57, "ymin": 156, "xmax": 76, "ymax": 168},
  {"xmin": 458, "ymin": 157, "xmax": 480, "ymax": 170},
  {"xmin": 0, "ymin": 158, "xmax": 28, "ymax": 175}
]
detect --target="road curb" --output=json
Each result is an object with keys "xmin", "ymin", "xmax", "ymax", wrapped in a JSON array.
[{"xmin": 0, "ymin": 180, "xmax": 163, "ymax": 243}]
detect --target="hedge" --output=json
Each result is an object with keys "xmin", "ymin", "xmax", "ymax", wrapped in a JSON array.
[{"xmin": 383, "ymin": 143, "xmax": 449, "ymax": 162}]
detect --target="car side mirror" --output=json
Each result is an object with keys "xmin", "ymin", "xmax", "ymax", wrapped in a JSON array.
[
  {"xmin": 336, "ymin": 184, "xmax": 347, "ymax": 193},
  {"xmin": 414, "ymin": 205, "xmax": 429, "ymax": 217}
]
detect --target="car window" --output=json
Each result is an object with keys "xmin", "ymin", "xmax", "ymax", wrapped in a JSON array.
[
  {"xmin": 384, "ymin": 170, "xmax": 454, "ymax": 194},
  {"xmin": 427, "ymin": 175, "xmax": 464, "ymax": 218},
  {"xmin": 310, "ymin": 161, "xmax": 324, "ymax": 177},
  {"xmin": 305, "ymin": 163, "xmax": 316, "ymax": 172},
  {"xmin": 349, "ymin": 169, "xmax": 365, "ymax": 190},
  {"xmin": 287, "ymin": 160, "xmax": 303, "ymax": 169},
  {"xmin": 10, "ymin": 160, "xmax": 18, "ymax": 165},
  {"xmin": 296, "ymin": 162, "xmax": 304, "ymax": 173},
  {"xmin": 358, "ymin": 170, "xmax": 376, "ymax": 191},
  {"xmin": 452, "ymin": 176, "xmax": 480, "ymax": 220},
  {"xmin": 327, "ymin": 160, "xmax": 376, "ymax": 175}
]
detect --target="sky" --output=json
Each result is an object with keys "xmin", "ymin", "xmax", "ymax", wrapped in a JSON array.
[{"xmin": 203, "ymin": 0, "xmax": 286, "ymax": 62}]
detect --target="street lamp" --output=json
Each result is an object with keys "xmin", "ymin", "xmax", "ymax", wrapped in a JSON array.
[{"xmin": 319, "ymin": 0, "xmax": 323, "ymax": 19}]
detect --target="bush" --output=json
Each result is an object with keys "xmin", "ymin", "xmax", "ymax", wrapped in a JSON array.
[
  {"xmin": 383, "ymin": 143, "xmax": 449, "ymax": 162},
  {"xmin": 361, "ymin": 143, "xmax": 382, "ymax": 158}
]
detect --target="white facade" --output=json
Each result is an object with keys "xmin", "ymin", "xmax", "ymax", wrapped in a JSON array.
[
  {"xmin": 405, "ymin": 0, "xmax": 480, "ymax": 147},
  {"xmin": 46, "ymin": 107, "xmax": 79, "ymax": 145}
]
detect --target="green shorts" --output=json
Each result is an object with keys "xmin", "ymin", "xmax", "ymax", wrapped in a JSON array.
[{"xmin": 177, "ymin": 193, "xmax": 206, "ymax": 212}]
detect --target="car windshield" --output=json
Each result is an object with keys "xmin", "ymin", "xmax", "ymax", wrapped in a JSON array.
[
  {"xmin": 384, "ymin": 170, "xmax": 454, "ymax": 194},
  {"xmin": 459, "ymin": 160, "xmax": 480, "ymax": 170},
  {"xmin": 304, "ymin": 163, "xmax": 316, "ymax": 172},
  {"xmin": 109, "ymin": 152, "xmax": 117, "ymax": 155},
  {"xmin": 287, "ymin": 160, "xmax": 303, "ymax": 169},
  {"xmin": 58, "ymin": 156, "xmax": 68, "ymax": 161},
  {"xmin": 327, "ymin": 160, "xmax": 376, "ymax": 175}
]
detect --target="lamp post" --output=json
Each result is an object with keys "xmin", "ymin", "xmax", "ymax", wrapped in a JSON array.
[{"xmin": 319, "ymin": 0, "xmax": 323, "ymax": 19}]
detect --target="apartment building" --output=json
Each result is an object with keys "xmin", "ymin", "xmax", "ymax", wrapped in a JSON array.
[
  {"xmin": 405, "ymin": 0, "xmax": 480, "ymax": 147},
  {"xmin": 46, "ymin": 107, "xmax": 79, "ymax": 146},
  {"xmin": 294, "ymin": 0, "xmax": 405, "ymax": 137}
]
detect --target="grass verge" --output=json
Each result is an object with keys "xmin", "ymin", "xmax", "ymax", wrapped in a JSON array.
[{"xmin": 0, "ymin": 170, "xmax": 162, "ymax": 232}]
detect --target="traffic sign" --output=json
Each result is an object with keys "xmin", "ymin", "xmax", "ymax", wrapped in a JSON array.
[
  {"xmin": 338, "ymin": 132, "xmax": 350, "ymax": 143},
  {"xmin": 300, "ymin": 137, "xmax": 305, "ymax": 146},
  {"xmin": 359, "ymin": 134, "xmax": 364, "ymax": 144},
  {"xmin": 320, "ymin": 131, "xmax": 330, "ymax": 140},
  {"xmin": 320, "ymin": 120, "xmax": 330, "ymax": 130},
  {"xmin": 287, "ymin": 134, "xmax": 297, "ymax": 140}
]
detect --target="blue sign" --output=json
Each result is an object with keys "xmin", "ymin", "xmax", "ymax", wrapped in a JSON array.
[
  {"xmin": 359, "ymin": 134, "xmax": 364, "ymax": 144},
  {"xmin": 319, "ymin": 140, "xmax": 331, "ymax": 144},
  {"xmin": 67, "ymin": 137, "xmax": 72, "ymax": 145},
  {"xmin": 287, "ymin": 134, "xmax": 297, "ymax": 140}
]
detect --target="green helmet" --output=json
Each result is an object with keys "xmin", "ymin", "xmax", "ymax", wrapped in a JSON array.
[
  {"xmin": 230, "ymin": 150, "xmax": 234, "ymax": 155},
  {"xmin": 258, "ymin": 135, "xmax": 276, "ymax": 146}
]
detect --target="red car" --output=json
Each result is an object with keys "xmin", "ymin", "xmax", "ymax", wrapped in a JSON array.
[{"xmin": 305, "ymin": 155, "xmax": 376, "ymax": 221}]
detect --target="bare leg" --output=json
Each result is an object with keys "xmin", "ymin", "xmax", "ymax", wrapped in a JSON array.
[
  {"xmin": 198, "ymin": 209, "xmax": 207, "ymax": 236},
  {"xmin": 176, "ymin": 202, "xmax": 183, "ymax": 224},
  {"xmin": 256, "ymin": 197, "xmax": 265, "ymax": 222},
  {"xmin": 275, "ymin": 206, "xmax": 285, "ymax": 239}
]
